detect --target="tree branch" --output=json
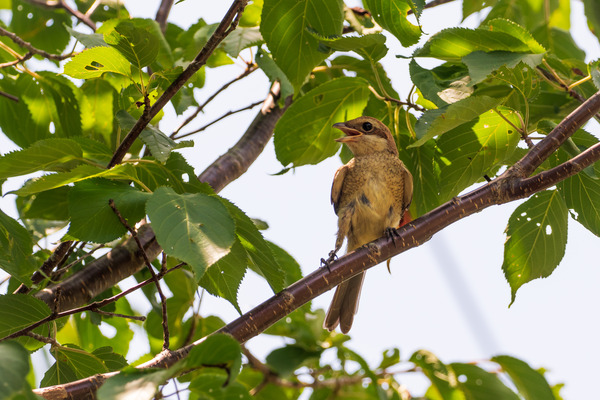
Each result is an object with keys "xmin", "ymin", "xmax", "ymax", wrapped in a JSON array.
[
  {"xmin": 23, "ymin": 0, "xmax": 96, "ymax": 30},
  {"xmin": 155, "ymin": 0, "xmax": 175, "ymax": 32},
  {"xmin": 0, "ymin": 26, "xmax": 73, "ymax": 61},
  {"xmin": 33, "ymin": 90, "xmax": 600, "ymax": 399},
  {"xmin": 108, "ymin": 0, "xmax": 249, "ymax": 168}
]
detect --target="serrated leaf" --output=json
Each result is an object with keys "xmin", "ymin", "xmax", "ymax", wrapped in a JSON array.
[
  {"xmin": 185, "ymin": 334, "xmax": 242, "ymax": 382},
  {"xmin": 411, "ymin": 95, "xmax": 503, "ymax": 147},
  {"xmin": 68, "ymin": 179, "xmax": 151, "ymax": 243},
  {"xmin": 410, "ymin": 350, "xmax": 465, "ymax": 400},
  {"xmin": 363, "ymin": 0, "xmax": 422, "ymax": 47},
  {"xmin": 12, "ymin": 164, "xmax": 140, "ymax": 196},
  {"xmin": 11, "ymin": 0, "xmax": 72, "ymax": 54},
  {"xmin": 0, "ymin": 341, "xmax": 36, "ymax": 399},
  {"xmin": 274, "ymin": 77, "xmax": 370, "ymax": 167},
  {"xmin": 0, "ymin": 295, "xmax": 52, "ymax": 339},
  {"xmin": 221, "ymin": 199, "xmax": 284, "ymax": 293},
  {"xmin": 559, "ymin": 163, "xmax": 600, "ymax": 236},
  {"xmin": 38, "ymin": 72, "xmax": 83, "ymax": 138},
  {"xmin": 19, "ymin": 186, "xmax": 70, "ymax": 221},
  {"xmin": 66, "ymin": 26, "xmax": 108, "ymax": 48},
  {"xmin": 146, "ymin": 187, "xmax": 235, "ymax": 278},
  {"xmin": 502, "ymin": 190, "xmax": 568, "ymax": 305},
  {"xmin": 311, "ymin": 31, "xmax": 388, "ymax": 61},
  {"xmin": 582, "ymin": 0, "xmax": 600, "ymax": 43},
  {"xmin": 63, "ymin": 46, "xmax": 132, "ymax": 79},
  {"xmin": 255, "ymin": 49, "xmax": 294, "ymax": 101},
  {"xmin": 414, "ymin": 27, "xmax": 536, "ymax": 62},
  {"xmin": 590, "ymin": 60, "xmax": 600, "ymax": 90},
  {"xmin": 80, "ymin": 80, "xmax": 118, "ymax": 148},
  {"xmin": 92, "ymin": 347, "xmax": 128, "ymax": 371},
  {"xmin": 267, "ymin": 241, "xmax": 303, "ymax": 286},
  {"xmin": 116, "ymin": 110, "xmax": 176, "ymax": 163},
  {"xmin": 492, "ymin": 355, "xmax": 554, "ymax": 400},
  {"xmin": 222, "ymin": 26, "xmax": 263, "ymax": 57},
  {"xmin": 199, "ymin": 240, "xmax": 247, "ymax": 314},
  {"xmin": 0, "ymin": 138, "xmax": 83, "ymax": 179},
  {"xmin": 0, "ymin": 211, "xmax": 37, "ymax": 284},
  {"xmin": 451, "ymin": 363, "xmax": 520, "ymax": 399},
  {"xmin": 437, "ymin": 107, "xmax": 521, "ymax": 200},
  {"xmin": 104, "ymin": 20, "xmax": 160, "ymax": 68},
  {"xmin": 261, "ymin": 0, "xmax": 344, "ymax": 91},
  {"xmin": 485, "ymin": 19, "xmax": 545, "ymax": 53},
  {"xmin": 463, "ymin": 51, "xmax": 544, "ymax": 85}
]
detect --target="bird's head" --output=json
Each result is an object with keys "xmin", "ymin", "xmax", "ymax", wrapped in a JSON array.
[{"xmin": 333, "ymin": 116, "xmax": 398, "ymax": 157}]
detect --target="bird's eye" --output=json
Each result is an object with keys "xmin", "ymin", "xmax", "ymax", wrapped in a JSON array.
[{"xmin": 362, "ymin": 122, "xmax": 373, "ymax": 131}]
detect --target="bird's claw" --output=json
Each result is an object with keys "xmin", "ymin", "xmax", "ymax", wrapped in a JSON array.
[
  {"xmin": 385, "ymin": 227, "xmax": 400, "ymax": 246},
  {"xmin": 320, "ymin": 250, "xmax": 338, "ymax": 272}
]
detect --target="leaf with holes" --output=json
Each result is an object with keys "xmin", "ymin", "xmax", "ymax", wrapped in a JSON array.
[
  {"xmin": 502, "ymin": 190, "xmax": 568, "ymax": 305},
  {"xmin": 274, "ymin": 77, "xmax": 370, "ymax": 167},
  {"xmin": 146, "ymin": 187, "xmax": 236, "ymax": 278},
  {"xmin": 63, "ymin": 46, "xmax": 132, "ymax": 79},
  {"xmin": 104, "ymin": 20, "xmax": 160, "ymax": 68}
]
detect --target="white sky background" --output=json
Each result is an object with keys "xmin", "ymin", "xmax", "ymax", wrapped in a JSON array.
[{"xmin": 1, "ymin": 0, "xmax": 599, "ymax": 398}]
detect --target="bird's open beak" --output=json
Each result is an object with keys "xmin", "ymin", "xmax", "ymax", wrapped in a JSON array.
[{"xmin": 333, "ymin": 122, "xmax": 362, "ymax": 143}]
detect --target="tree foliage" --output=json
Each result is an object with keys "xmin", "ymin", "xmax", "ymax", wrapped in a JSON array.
[{"xmin": 0, "ymin": 0, "xmax": 599, "ymax": 398}]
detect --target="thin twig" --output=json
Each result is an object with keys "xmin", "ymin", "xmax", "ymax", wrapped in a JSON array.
[
  {"xmin": 25, "ymin": 331, "xmax": 60, "ymax": 346},
  {"xmin": 0, "ymin": 90, "xmax": 19, "ymax": 102},
  {"xmin": 174, "ymin": 100, "xmax": 263, "ymax": 140},
  {"xmin": 171, "ymin": 64, "xmax": 258, "ymax": 137},
  {"xmin": 14, "ymin": 241, "xmax": 74, "ymax": 294},
  {"xmin": 93, "ymin": 309, "xmax": 146, "ymax": 321},
  {"xmin": 23, "ymin": 0, "xmax": 96, "ymax": 30},
  {"xmin": 0, "ymin": 26, "xmax": 73, "ymax": 61},
  {"xmin": 155, "ymin": 0, "xmax": 175, "ymax": 32},
  {"xmin": 109, "ymin": 199, "xmax": 170, "ymax": 350}
]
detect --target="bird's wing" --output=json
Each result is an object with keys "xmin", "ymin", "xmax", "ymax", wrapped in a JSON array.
[
  {"xmin": 402, "ymin": 167, "xmax": 414, "ymax": 210},
  {"xmin": 331, "ymin": 164, "xmax": 348, "ymax": 214}
]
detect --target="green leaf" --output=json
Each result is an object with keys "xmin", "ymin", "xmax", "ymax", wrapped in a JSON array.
[
  {"xmin": 42, "ymin": 344, "xmax": 109, "ymax": 387},
  {"xmin": 559, "ymin": 161, "xmax": 600, "ymax": 236},
  {"xmin": 92, "ymin": 347, "xmax": 128, "ymax": 371},
  {"xmin": 410, "ymin": 350, "xmax": 465, "ymax": 400},
  {"xmin": 11, "ymin": 0, "xmax": 71, "ymax": 54},
  {"xmin": 311, "ymin": 31, "xmax": 388, "ymax": 61},
  {"xmin": 590, "ymin": 60, "xmax": 600, "ymax": 90},
  {"xmin": 222, "ymin": 27, "xmax": 263, "ymax": 57},
  {"xmin": 222, "ymin": 199, "xmax": 284, "ymax": 293},
  {"xmin": 260, "ymin": 0, "xmax": 344, "ymax": 91},
  {"xmin": 363, "ymin": 0, "xmax": 421, "ymax": 47},
  {"xmin": 267, "ymin": 241, "xmax": 303, "ymax": 286},
  {"xmin": 437, "ymin": 107, "xmax": 521, "ymax": 200},
  {"xmin": 80, "ymin": 80, "xmax": 118, "ymax": 148},
  {"xmin": 463, "ymin": 51, "xmax": 544, "ymax": 85},
  {"xmin": 68, "ymin": 179, "xmax": 151, "ymax": 243},
  {"xmin": 255, "ymin": 49, "xmax": 294, "ymax": 101},
  {"xmin": 492, "ymin": 355, "xmax": 554, "ymax": 400},
  {"xmin": 414, "ymin": 26, "xmax": 537, "ymax": 62},
  {"xmin": 240, "ymin": 0, "xmax": 263, "ymax": 27},
  {"xmin": 63, "ymin": 46, "xmax": 132, "ymax": 79},
  {"xmin": 0, "ymin": 341, "xmax": 36, "ymax": 399},
  {"xmin": 451, "ymin": 363, "xmax": 520, "ymax": 399},
  {"xmin": 0, "ymin": 138, "xmax": 83, "ymax": 179},
  {"xmin": 0, "ymin": 211, "xmax": 37, "ymax": 284},
  {"xmin": 104, "ymin": 20, "xmax": 160, "ymax": 68},
  {"xmin": 116, "ymin": 110, "xmax": 178, "ymax": 163},
  {"xmin": 146, "ymin": 187, "xmax": 236, "ymax": 278},
  {"xmin": 199, "ymin": 240, "xmax": 247, "ymax": 314},
  {"xmin": 274, "ymin": 77, "xmax": 370, "ymax": 167},
  {"xmin": 38, "ymin": 72, "xmax": 83, "ymax": 138},
  {"xmin": 97, "ymin": 368, "xmax": 174, "ymax": 400},
  {"xmin": 486, "ymin": 19, "xmax": 546, "ymax": 53},
  {"xmin": 19, "ymin": 186, "xmax": 70, "ymax": 221},
  {"xmin": 582, "ymin": 0, "xmax": 600, "ymax": 43},
  {"xmin": 0, "ymin": 295, "xmax": 51, "ymax": 339},
  {"xmin": 411, "ymin": 95, "xmax": 503, "ymax": 147},
  {"xmin": 185, "ymin": 333, "xmax": 242, "ymax": 382},
  {"xmin": 502, "ymin": 190, "xmax": 568, "ymax": 305},
  {"xmin": 13, "ymin": 164, "xmax": 140, "ymax": 196},
  {"xmin": 266, "ymin": 345, "xmax": 322, "ymax": 377},
  {"xmin": 66, "ymin": 26, "xmax": 108, "ymax": 48},
  {"xmin": 189, "ymin": 370, "xmax": 252, "ymax": 400}
]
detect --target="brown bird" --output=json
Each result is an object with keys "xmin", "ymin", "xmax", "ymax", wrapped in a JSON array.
[{"xmin": 323, "ymin": 116, "xmax": 413, "ymax": 333}]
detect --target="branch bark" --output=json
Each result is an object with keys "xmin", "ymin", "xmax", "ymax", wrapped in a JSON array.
[{"xmin": 34, "ymin": 91, "xmax": 600, "ymax": 398}]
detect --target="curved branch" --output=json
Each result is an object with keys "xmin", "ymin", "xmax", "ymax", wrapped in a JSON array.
[
  {"xmin": 155, "ymin": 0, "xmax": 174, "ymax": 32},
  {"xmin": 35, "ymin": 92, "xmax": 600, "ymax": 399},
  {"xmin": 108, "ymin": 0, "xmax": 249, "ymax": 168}
]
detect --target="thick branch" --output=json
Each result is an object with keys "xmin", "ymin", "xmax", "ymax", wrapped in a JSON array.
[
  {"xmin": 108, "ymin": 0, "xmax": 248, "ymax": 168},
  {"xmin": 34, "ymin": 91, "xmax": 600, "ymax": 399},
  {"xmin": 155, "ymin": 0, "xmax": 174, "ymax": 32}
]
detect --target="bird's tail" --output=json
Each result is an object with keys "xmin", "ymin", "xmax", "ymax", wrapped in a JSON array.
[{"xmin": 323, "ymin": 271, "xmax": 365, "ymax": 334}]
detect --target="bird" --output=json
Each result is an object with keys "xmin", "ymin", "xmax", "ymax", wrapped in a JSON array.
[{"xmin": 323, "ymin": 116, "xmax": 413, "ymax": 334}]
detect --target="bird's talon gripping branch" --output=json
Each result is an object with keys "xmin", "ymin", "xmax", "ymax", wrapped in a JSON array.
[
  {"xmin": 385, "ymin": 227, "xmax": 400, "ymax": 246},
  {"xmin": 320, "ymin": 250, "xmax": 338, "ymax": 272}
]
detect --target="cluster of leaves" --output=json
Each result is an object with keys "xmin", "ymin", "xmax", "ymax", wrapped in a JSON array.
[{"xmin": 0, "ymin": 0, "xmax": 599, "ymax": 398}]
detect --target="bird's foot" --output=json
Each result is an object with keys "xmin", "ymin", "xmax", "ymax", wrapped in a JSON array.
[
  {"xmin": 385, "ymin": 227, "xmax": 400, "ymax": 246},
  {"xmin": 320, "ymin": 250, "xmax": 338, "ymax": 272}
]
